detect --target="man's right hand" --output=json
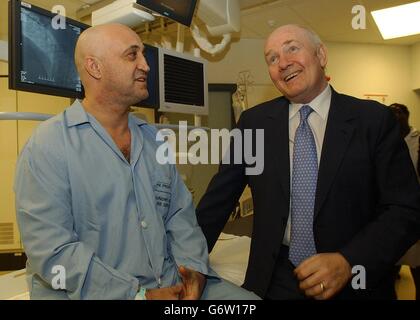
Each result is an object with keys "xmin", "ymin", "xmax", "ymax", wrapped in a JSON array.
[{"xmin": 145, "ymin": 283, "xmax": 184, "ymax": 300}]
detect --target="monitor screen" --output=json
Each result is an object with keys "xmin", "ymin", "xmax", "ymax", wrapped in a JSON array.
[
  {"xmin": 136, "ymin": 43, "xmax": 159, "ymax": 108},
  {"xmin": 9, "ymin": 0, "xmax": 90, "ymax": 99},
  {"xmin": 158, "ymin": 48, "xmax": 208, "ymax": 115},
  {"xmin": 137, "ymin": 45, "xmax": 208, "ymax": 115},
  {"xmin": 163, "ymin": 54, "xmax": 204, "ymax": 107},
  {"xmin": 136, "ymin": 0, "xmax": 197, "ymax": 27}
]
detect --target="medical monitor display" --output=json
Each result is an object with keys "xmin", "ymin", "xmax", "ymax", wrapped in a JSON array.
[
  {"xmin": 9, "ymin": 0, "xmax": 89, "ymax": 99},
  {"xmin": 136, "ymin": 0, "xmax": 197, "ymax": 27},
  {"xmin": 157, "ymin": 48, "xmax": 208, "ymax": 115},
  {"xmin": 137, "ymin": 43, "xmax": 159, "ymax": 108}
]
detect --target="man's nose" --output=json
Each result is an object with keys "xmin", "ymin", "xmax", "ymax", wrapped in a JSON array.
[
  {"xmin": 278, "ymin": 54, "xmax": 291, "ymax": 71},
  {"xmin": 138, "ymin": 55, "xmax": 150, "ymax": 73}
]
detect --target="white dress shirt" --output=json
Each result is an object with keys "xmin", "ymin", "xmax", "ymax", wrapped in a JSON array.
[{"xmin": 282, "ymin": 85, "xmax": 332, "ymax": 245}]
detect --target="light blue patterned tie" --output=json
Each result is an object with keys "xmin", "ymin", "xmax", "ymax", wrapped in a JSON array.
[{"xmin": 289, "ymin": 105, "xmax": 318, "ymax": 266}]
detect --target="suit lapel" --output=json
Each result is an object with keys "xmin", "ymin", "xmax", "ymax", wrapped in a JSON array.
[
  {"xmin": 314, "ymin": 90, "xmax": 357, "ymax": 218},
  {"xmin": 266, "ymin": 97, "xmax": 290, "ymax": 202}
]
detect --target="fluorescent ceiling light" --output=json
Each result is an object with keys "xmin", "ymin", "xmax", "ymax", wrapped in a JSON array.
[{"xmin": 371, "ymin": 1, "xmax": 420, "ymax": 40}]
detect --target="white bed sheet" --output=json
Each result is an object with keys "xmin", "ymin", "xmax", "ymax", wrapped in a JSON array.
[
  {"xmin": 209, "ymin": 232, "xmax": 251, "ymax": 286},
  {"xmin": 0, "ymin": 269, "xmax": 29, "ymax": 300}
]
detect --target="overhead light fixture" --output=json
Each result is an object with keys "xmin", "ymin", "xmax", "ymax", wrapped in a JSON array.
[{"xmin": 371, "ymin": 1, "xmax": 420, "ymax": 39}]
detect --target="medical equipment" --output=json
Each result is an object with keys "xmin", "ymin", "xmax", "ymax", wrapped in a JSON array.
[{"xmin": 8, "ymin": 0, "xmax": 89, "ymax": 99}]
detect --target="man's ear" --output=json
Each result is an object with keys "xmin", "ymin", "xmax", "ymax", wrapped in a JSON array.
[
  {"xmin": 317, "ymin": 44, "xmax": 328, "ymax": 69},
  {"xmin": 85, "ymin": 56, "xmax": 102, "ymax": 79}
]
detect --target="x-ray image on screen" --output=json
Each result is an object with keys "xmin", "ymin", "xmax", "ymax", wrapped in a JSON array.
[{"xmin": 20, "ymin": 7, "xmax": 82, "ymax": 93}]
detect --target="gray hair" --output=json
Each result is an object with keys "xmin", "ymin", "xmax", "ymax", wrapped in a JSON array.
[{"xmin": 289, "ymin": 24, "xmax": 323, "ymax": 48}]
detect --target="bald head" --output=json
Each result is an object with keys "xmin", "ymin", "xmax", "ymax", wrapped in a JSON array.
[
  {"xmin": 75, "ymin": 23, "xmax": 141, "ymax": 78},
  {"xmin": 266, "ymin": 24, "xmax": 323, "ymax": 52},
  {"xmin": 74, "ymin": 23, "xmax": 150, "ymax": 105}
]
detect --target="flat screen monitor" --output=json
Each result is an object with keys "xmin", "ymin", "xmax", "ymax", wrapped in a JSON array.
[
  {"xmin": 158, "ymin": 48, "xmax": 208, "ymax": 115},
  {"xmin": 138, "ymin": 45, "xmax": 208, "ymax": 115},
  {"xmin": 136, "ymin": 0, "xmax": 197, "ymax": 27},
  {"xmin": 8, "ymin": 0, "xmax": 90, "ymax": 99},
  {"xmin": 136, "ymin": 43, "xmax": 159, "ymax": 108}
]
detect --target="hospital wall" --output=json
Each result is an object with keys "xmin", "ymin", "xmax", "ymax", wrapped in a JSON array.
[
  {"xmin": 204, "ymin": 38, "xmax": 420, "ymax": 130},
  {"xmin": 412, "ymin": 42, "xmax": 420, "ymax": 91},
  {"xmin": 0, "ymin": 61, "xmax": 71, "ymax": 251},
  {"xmin": 0, "ymin": 1, "xmax": 7, "ymax": 42}
]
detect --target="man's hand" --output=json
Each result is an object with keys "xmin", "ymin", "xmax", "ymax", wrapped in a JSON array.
[
  {"xmin": 294, "ymin": 253, "xmax": 352, "ymax": 300},
  {"xmin": 145, "ymin": 284, "xmax": 184, "ymax": 300},
  {"xmin": 178, "ymin": 265, "xmax": 207, "ymax": 300}
]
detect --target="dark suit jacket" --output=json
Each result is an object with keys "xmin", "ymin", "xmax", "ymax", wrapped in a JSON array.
[{"xmin": 196, "ymin": 88, "xmax": 420, "ymax": 299}]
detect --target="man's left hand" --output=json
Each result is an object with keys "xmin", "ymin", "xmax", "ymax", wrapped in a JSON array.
[
  {"xmin": 294, "ymin": 253, "xmax": 352, "ymax": 300},
  {"xmin": 178, "ymin": 265, "xmax": 207, "ymax": 300}
]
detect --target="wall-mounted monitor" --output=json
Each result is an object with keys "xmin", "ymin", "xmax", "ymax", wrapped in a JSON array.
[
  {"xmin": 158, "ymin": 47, "xmax": 208, "ymax": 115},
  {"xmin": 137, "ymin": 44, "xmax": 208, "ymax": 115},
  {"xmin": 137, "ymin": 43, "xmax": 159, "ymax": 108},
  {"xmin": 136, "ymin": 0, "xmax": 198, "ymax": 27},
  {"xmin": 8, "ymin": 0, "xmax": 90, "ymax": 99}
]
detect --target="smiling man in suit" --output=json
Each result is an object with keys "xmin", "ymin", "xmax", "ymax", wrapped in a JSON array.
[{"xmin": 196, "ymin": 24, "xmax": 420, "ymax": 300}]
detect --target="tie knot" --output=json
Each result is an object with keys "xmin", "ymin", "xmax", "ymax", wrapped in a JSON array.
[{"xmin": 299, "ymin": 105, "xmax": 313, "ymax": 121}]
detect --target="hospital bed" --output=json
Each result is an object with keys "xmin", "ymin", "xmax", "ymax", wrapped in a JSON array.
[{"xmin": 0, "ymin": 232, "xmax": 251, "ymax": 300}]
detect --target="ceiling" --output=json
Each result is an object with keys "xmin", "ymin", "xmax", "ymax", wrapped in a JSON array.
[
  {"xmin": 1, "ymin": 0, "xmax": 420, "ymax": 46},
  {"xmin": 239, "ymin": 0, "xmax": 420, "ymax": 45}
]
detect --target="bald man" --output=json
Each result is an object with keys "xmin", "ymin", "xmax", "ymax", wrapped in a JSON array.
[
  {"xmin": 15, "ymin": 24, "xmax": 259, "ymax": 300},
  {"xmin": 197, "ymin": 24, "xmax": 420, "ymax": 300}
]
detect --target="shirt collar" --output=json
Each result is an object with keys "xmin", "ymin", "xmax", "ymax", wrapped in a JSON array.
[
  {"xmin": 65, "ymin": 100, "xmax": 90, "ymax": 127},
  {"xmin": 65, "ymin": 99, "xmax": 148, "ymax": 128},
  {"xmin": 129, "ymin": 113, "xmax": 148, "ymax": 127},
  {"xmin": 289, "ymin": 85, "xmax": 332, "ymax": 121}
]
